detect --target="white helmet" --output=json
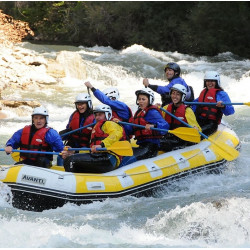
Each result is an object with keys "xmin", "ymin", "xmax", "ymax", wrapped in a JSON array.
[
  {"xmin": 135, "ymin": 88, "xmax": 155, "ymax": 105},
  {"xmin": 75, "ymin": 93, "xmax": 92, "ymax": 109},
  {"xmin": 103, "ymin": 87, "xmax": 120, "ymax": 101},
  {"xmin": 93, "ymin": 104, "xmax": 112, "ymax": 121},
  {"xmin": 204, "ymin": 71, "xmax": 221, "ymax": 87},
  {"xmin": 32, "ymin": 106, "xmax": 49, "ymax": 123},
  {"xmin": 170, "ymin": 84, "xmax": 187, "ymax": 102}
]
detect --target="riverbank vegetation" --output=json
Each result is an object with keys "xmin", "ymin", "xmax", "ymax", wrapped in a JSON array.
[{"xmin": 0, "ymin": 1, "xmax": 249, "ymax": 58}]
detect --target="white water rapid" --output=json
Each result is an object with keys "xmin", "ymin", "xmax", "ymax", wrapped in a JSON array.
[{"xmin": 0, "ymin": 43, "xmax": 250, "ymax": 247}]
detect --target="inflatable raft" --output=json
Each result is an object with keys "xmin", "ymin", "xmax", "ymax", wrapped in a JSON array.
[{"xmin": 0, "ymin": 122, "xmax": 240, "ymax": 212}]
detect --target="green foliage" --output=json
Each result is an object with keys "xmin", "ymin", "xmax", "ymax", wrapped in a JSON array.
[{"xmin": 0, "ymin": 1, "xmax": 249, "ymax": 58}]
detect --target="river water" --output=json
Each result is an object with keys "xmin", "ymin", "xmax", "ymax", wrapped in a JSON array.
[{"xmin": 0, "ymin": 43, "xmax": 250, "ymax": 247}]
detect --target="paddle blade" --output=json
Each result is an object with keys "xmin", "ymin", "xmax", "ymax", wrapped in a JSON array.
[
  {"xmin": 107, "ymin": 141, "xmax": 133, "ymax": 156},
  {"xmin": 169, "ymin": 127, "xmax": 201, "ymax": 143},
  {"xmin": 208, "ymin": 138, "xmax": 239, "ymax": 161},
  {"xmin": 244, "ymin": 102, "xmax": 250, "ymax": 106},
  {"xmin": 11, "ymin": 151, "xmax": 20, "ymax": 162}
]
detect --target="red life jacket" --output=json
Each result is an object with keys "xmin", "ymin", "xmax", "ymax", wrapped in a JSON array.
[
  {"xmin": 90, "ymin": 120, "xmax": 127, "ymax": 147},
  {"xmin": 68, "ymin": 111, "xmax": 95, "ymax": 147},
  {"xmin": 165, "ymin": 103, "xmax": 188, "ymax": 129},
  {"xmin": 196, "ymin": 88, "xmax": 223, "ymax": 124},
  {"xmin": 90, "ymin": 120, "xmax": 127, "ymax": 167},
  {"xmin": 133, "ymin": 105, "xmax": 163, "ymax": 141},
  {"xmin": 20, "ymin": 125, "xmax": 52, "ymax": 161}
]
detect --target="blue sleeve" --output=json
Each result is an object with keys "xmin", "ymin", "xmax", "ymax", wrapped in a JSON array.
[
  {"xmin": 156, "ymin": 78, "xmax": 188, "ymax": 95},
  {"xmin": 216, "ymin": 91, "xmax": 235, "ymax": 116},
  {"xmin": 45, "ymin": 129, "xmax": 65, "ymax": 152},
  {"xmin": 156, "ymin": 83, "xmax": 171, "ymax": 95},
  {"xmin": 191, "ymin": 98, "xmax": 198, "ymax": 112},
  {"xmin": 93, "ymin": 89, "xmax": 131, "ymax": 120},
  {"xmin": 145, "ymin": 109, "xmax": 170, "ymax": 134},
  {"xmin": 5, "ymin": 129, "xmax": 23, "ymax": 149},
  {"xmin": 93, "ymin": 89, "xmax": 114, "ymax": 106}
]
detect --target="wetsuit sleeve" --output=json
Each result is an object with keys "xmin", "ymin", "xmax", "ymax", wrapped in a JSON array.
[
  {"xmin": 101, "ymin": 121, "xmax": 124, "ymax": 148},
  {"xmin": 93, "ymin": 89, "xmax": 130, "ymax": 120},
  {"xmin": 148, "ymin": 84, "xmax": 158, "ymax": 92},
  {"xmin": 5, "ymin": 129, "xmax": 23, "ymax": 149},
  {"xmin": 185, "ymin": 107, "xmax": 202, "ymax": 131},
  {"xmin": 145, "ymin": 109, "xmax": 170, "ymax": 134},
  {"xmin": 216, "ymin": 91, "xmax": 235, "ymax": 116},
  {"xmin": 45, "ymin": 129, "xmax": 65, "ymax": 152}
]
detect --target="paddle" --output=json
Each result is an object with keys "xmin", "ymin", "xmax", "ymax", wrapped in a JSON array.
[
  {"xmin": 118, "ymin": 121, "xmax": 201, "ymax": 143},
  {"xmin": 60, "ymin": 122, "xmax": 96, "ymax": 137},
  {"xmin": 160, "ymin": 107, "xmax": 239, "ymax": 161},
  {"xmin": 0, "ymin": 141, "xmax": 133, "ymax": 157},
  {"xmin": 184, "ymin": 102, "xmax": 250, "ymax": 106},
  {"xmin": 0, "ymin": 148, "xmax": 60, "ymax": 155},
  {"xmin": 64, "ymin": 141, "xmax": 133, "ymax": 156},
  {"xmin": 10, "ymin": 150, "xmax": 20, "ymax": 162}
]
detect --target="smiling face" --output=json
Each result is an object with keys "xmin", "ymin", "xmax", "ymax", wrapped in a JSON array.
[
  {"xmin": 76, "ymin": 102, "xmax": 88, "ymax": 113},
  {"xmin": 171, "ymin": 90, "xmax": 182, "ymax": 106},
  {"xmin": 165, "ymin": 68, "xmax": 175, "ymax": 81},
  {"xmin": 32, "ymin": 115, "xmax": 46, "ymax": 129},
  {"xmin": 137, "ymin": 94, "xmax": 149, "ymax": 109},
  {"xmin": 205, "ymin": 80, "xmax": 216, "ymax": 90}
]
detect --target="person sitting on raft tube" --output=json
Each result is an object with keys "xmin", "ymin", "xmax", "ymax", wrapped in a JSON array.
[
  {"xmin": 61, "ymin": 93, "xmax": 95, "ymax": 148},
  {"xmin": 5, "ymin": 107, "xmax": 64, "ymax": 168},
  {"xmin": 192, "ymin": 71, "xmax": 235, "ymax": 135},
  {"xmin": 142, "ymin": 62, "xmax": 194, "ymax": 106},
  {"xmin": 84, "ymin": 81, "xmax": 133, "ymax": 138},
  {"xmin": 62, "ymin": 104, "xmax": 128, "ymax": 173},
  {"xmin": 120, "ymin": 88, "xmax": 169, "ymax": 167},
  {"xmin": 160, "ymin": 84, "xmax": 201, "ymax": 152}
]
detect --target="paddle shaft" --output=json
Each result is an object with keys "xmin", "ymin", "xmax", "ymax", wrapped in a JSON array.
[
  {"xmin": 118, "ymin": 120, "xmax": 200, "ymax": 143},
  {"xmin": 184, "ymin": 102, "xmax": 245, "ymax": 106},
  {"xmin": 160, "ymin": 107, "xmax": 192, "ymax": 128},
  {"xmin": 60, "ymin": 122, "xmax": 96, "ymax": 137},
  {"xmin": 0, "ymin": 147, "xmax": 120, "ymax": 154},
  {"xmin": 67, "ymin": 141, "xmax": 133, "ymax": 156},
  {"xmin": 118, "ymin": 121, "xmax": 168, "ymax": 133},
  {"xmin": 0, "ymin": 148, "xmax": 60, "ymax": 155},
  {"xmin": 67, "ymin": 147, "xmax": 110, "ymax": 151},
  {"xmin": 1, "ymin": 141, "xmax": 132, "ymax": 157}
]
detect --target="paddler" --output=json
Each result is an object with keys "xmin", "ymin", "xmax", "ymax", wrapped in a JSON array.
[
  {"xmin": 61, "ymin": 93, "xmax": 95, "ymax": 148},
  {"xmin": 192, "ymin": 71, "xmax": 235, "ymax": 135},
  {"xmin": 5, "ymin": 107, "xmax": 64, "ymax": 168},
  {"xmin": 119, "ymin": 88, "xmax": 169, "ymax": 167},
  {"xmin": 84, "ymin": 81, "xmax": 133, "ymax": 138},
  {"xmin": 62, "ymin": 104, "xmax": 128, "ymax": 173},
  {"xmin": 143, "ymin": 62, "xmax": 194, "ymax": 106},
  {"xmin": 160, "ymin": 84, "xmax": 201, "ymax": 152}
]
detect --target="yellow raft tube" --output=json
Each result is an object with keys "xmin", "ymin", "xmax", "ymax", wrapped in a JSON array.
[{"xmin": 0, "ymin": 122, "xmax": 240, "ymax": 211}]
